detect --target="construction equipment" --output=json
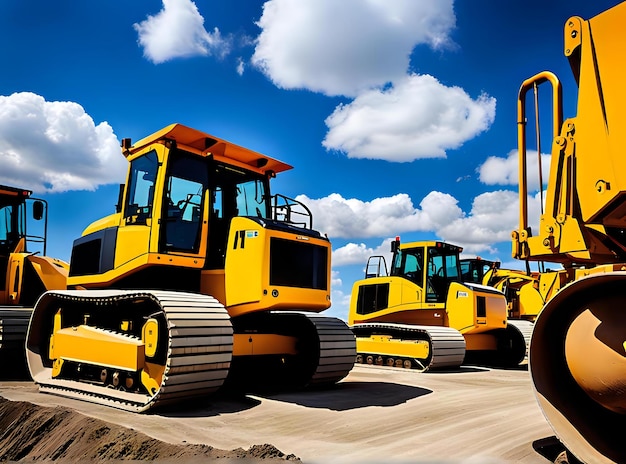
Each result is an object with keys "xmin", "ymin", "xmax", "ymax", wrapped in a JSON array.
[
  {"xmin": 460, "ymin": 258, "xmax": 544, "ymax": 322},
  {"xmin": 348, "ymin": 239, "xmax": 532, "ymax": 372},
  {"xmin": 0, "ymin": 185, "xmax": 68, "ymax": 375},
  {"xmin": 26, "ymin": 123, "xmax": 356, "ymax": 412},
  {"xmin": 514, "ymin": 2, "xmax": 626, "ymax": 462},
  {"xmin": 460, "ymin": 257, "xmax": 500, "ymax": 285}
]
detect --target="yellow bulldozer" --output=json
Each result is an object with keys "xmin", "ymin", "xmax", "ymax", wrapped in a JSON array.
[
  {"xmin": 513, "ymin": 2, "xmax": 626, "ymax": 462},
  {"xmin": 348, "ymin": 238, "xmax": 532, "ymax": 371},
  {"xmin": 0, "ymin": 185, "xmax": 68, "ymax": 375},
  {"xmin": 25, "ymin": 123, "xmax": 356, "ymax": 412}
]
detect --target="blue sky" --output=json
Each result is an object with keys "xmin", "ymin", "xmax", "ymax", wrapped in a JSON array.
[{"xmin": 0, "ymin": 0, "xmax": 619, "ymax": 320}]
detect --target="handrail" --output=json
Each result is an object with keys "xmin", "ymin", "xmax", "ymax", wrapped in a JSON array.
[
  {"xmin": 517, "ymin": 71, "xmax": 562, "ymax": 237},
  {"xmin": 271, "ymin": 194, "xmax": 313, "ymax": 229}
]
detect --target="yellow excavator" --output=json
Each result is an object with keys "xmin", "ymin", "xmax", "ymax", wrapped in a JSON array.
[
  {"xmin": 513, "ymin": 2, "xmax": 626, "ymax": 462},
  {"xmin": 0, "ymin": 185, "xmax": 68, "ymax": 375},
  {"xmin": 348, "ymin": 239, "xmax": 532, "ymax": 371},
  {"xmin": 26, "ymin": 123, "xmax": 356, "ymax": 412}
]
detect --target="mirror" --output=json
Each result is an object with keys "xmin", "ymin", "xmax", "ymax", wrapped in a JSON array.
[{"xmin": 33, "ymin": 200, "xmax": 44, "ymax": 221}]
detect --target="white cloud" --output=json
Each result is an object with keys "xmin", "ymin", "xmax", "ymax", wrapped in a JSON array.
[
  {"xmin": 251, "ymin": 0, "xmax": 455, "ymax": 97},
  {"xmin": 329, "ymin": 286, "xmax": 351, "ymax": 322},
  {"xmin": 0, "ymin": 92, "xmax": 126, "ymax": 193},
  {"xmin": 236, "ymin": 57, "xmax": 245, "ymax": 76},
  {"xmin": 134, "ymin": 0, "xmax": 230, "ymax": 64},
  {"xmin": 250, "ymin": 1, "xmax": 494, "ymax": 161},
  {"xmin": 298, "ymin": 191, "xmax": 463, "ymax": 239},
  {"xmin": 333, "ymin": 238, "xmax": 394, "ymax": 267},
  {"xmin": 478, "ymin": 149, "xmax": 550, "ymax": 191},
  {"xmin": 300, "ymin": 189, "xmax": 544, "ymax": 255},
  {"xmin": 438, "ymin": 190, "xmax": 545, "ymax": 254},
  {"xmin": 322, "ymin": 74, "xmax": 496, "ymax": 161},
  {"xmin": 437, "ymin": 190, "xmax": 520, "ymax": 253}
]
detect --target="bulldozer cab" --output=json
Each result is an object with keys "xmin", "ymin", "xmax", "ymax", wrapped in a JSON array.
[
  {"xmin": 69, "ymin": 123, "xmax": 329, "ymax": 307},
  {"xmin": 122, "ymin": 144, "xmax": 271, "ymax": 269},
  {"xmin": 0, "ymin": 185, "xmax": 48, "ymax": 303},
  {"xmin": 460, "ymin": 258, "xmax": 500, "ymax": 285},
  {"xmin": 390, "ymin": 240, "xmax": 462, "ymax": 303}
]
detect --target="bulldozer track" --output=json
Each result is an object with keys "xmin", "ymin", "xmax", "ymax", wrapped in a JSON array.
[
  {"xmin": 27, "ymin": 290, "xmax": 233, "ymax": 412},
  {"xmin": 0, "ymin": 307, "xmax": 33, "ymax": 350},
  {"xmin": 351, "ymin": 323, "xmax": 466, "ymax": 372},
  {"xmin": 302, "ymin": 314, "xmax": 356, "ymax": 385},
  {"xmin": 507, "ymin": 319, "xmax": 534, "ymax": 359}
]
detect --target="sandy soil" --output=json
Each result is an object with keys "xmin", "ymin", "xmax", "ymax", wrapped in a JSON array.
[
  {"xmin": 0, "ymin": 363, "xmax": 555, "ymax": 463},
  {"xmin": 0, "ymin": 397, "xmax": 299, "ymax": 462}
]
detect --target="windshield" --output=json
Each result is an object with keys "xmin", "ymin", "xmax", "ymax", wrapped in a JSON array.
[
  {"xmin": 160, "ymin": 148, "xmax": 270, "ymax": 261},
  {"xmin": 212, "ymin": 165, "xmax": 269, "ymax": 220},
  {"xmin": 428, "ymin": 247, "xmax": 460, "ymax": 281},
  {"xmin": 426, "ymin": 246, "xmax": 460, "ymax": 302},
  {"xmin": 0, "ymin": 200, "xmax": 24, "ymax": 254},
  {"xmin": 124, "ymin": 150, "xmax": 159, "ymax": 225},
  {"xmin": 391, "ymin": 247, "xmax": 424, "ymax": 284}
]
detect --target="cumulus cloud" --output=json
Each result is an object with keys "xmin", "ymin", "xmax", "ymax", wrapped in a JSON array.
[
  {"xmin": 0, "ymin": 92, "xmax": 126, "ymax": 193},
  {"xmin": 437, "ymin": 190, "xmax": 544, "ymax": 253},
  {"xmin": 302, "ymin": 189, "xmax": 544, "ymax": 255},
  {"xmin": 134, "ymin": 0, "xmax": 230, "ymax": 64},
  {"xmin": 322, "ymin": 74, "xmax": 496, "ymax": 161},
  {"xmin": 329, "ymin": 286, "xmax": 352, "ymax": 321},
  {"xmin": 478, "ymin": 149, "xmax": 550, "ymax": 191},
  {"xmin": 251, "ymin": 1, "xmax": 494, "ymax": 161},
  {"xmin": 331, "ymin": 269, "xmax": 343, "ymax": 288},
  {"xmin": 298, "ymin": 191, "xmax": 463, "ymax": 239},
  {"xmin": 252, "ymin": 0, "xmax": 455, "ymax": 97},
  {"xmin": 333, "ymin": 238, "xmax": 394, "ymax": 267},
  {"xmin": 437, "ymin": 190, "xmax": 521, "ymax": 253}
]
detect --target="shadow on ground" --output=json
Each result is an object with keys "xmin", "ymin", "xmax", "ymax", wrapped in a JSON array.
[
  {"xmin": 155, "ymin": 392, "xmax": 262, "ymax": 418},
  {"xmin": 257, "ymin": 381, "xmax": 431, "ymax": 411}
]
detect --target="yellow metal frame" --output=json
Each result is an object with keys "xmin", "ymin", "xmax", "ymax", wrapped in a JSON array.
[
  {"xmin": 357, "ymin": 335, "xmax": 429, "ymax": 360},
  {"xmin": 233, "ymin": 333, "xmax": 298, "ymax": 357}
]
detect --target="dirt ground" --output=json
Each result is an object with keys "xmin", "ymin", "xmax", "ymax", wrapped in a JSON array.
[
  {"xmin": 0, "ymin": 364, "xmax": 555, "ymax": 463},
  {"xmin": 0, "ymin": 397, "xmax": 299, "ymax": 462}
]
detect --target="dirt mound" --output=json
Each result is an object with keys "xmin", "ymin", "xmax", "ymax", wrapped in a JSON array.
[{"xmin": 0, "ymin": 397, "xmax": 300, "ymax": 462}]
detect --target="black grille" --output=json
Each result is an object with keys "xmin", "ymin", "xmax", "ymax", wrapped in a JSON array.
[
  {"xmin": 69, "ymin": 238, "xmax": 102, "ymax": 276},
  {"xmin": 356, "ymin": 283, "xmax": 390, "ymax": 315},
  {"xmin": 269, "ymin": 238, "xmax": 327, "ymax": 290},
  {"xmin": 477, "ymin": 295, "xmax": 486, "ymax": 318}
]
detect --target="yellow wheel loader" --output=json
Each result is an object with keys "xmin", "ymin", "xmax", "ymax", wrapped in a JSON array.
[
  {"xmin": 0, "ymin": 185, "xmax": 68, "ymax": 376},
  {"xmin": 26, "ymin": 123, "xmax": 356, "ymax": 412},
  {"xmin": 460, "ymin": 258, "xmax": 545, "ymax": 322},
  {"xmin": 513, "ymin": 2, "xmax": 626, "ymax": 462},
  {"xmin": 348, "ymin": 239, "xmax": 532, "ymax": 372}
]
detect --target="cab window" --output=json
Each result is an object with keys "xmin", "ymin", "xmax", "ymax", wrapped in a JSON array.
[{"xmin": 124, "ymin": 150, "xmax": 159, "ymax": 225}]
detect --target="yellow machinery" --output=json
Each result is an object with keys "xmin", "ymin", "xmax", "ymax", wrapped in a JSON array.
[
  {"xmin": 348, "ymin": 239, "xmax": 532, "ymax": 371},
  {"xmin": 460, "ymin": 258, "xmax": 545, "ymax": 322},
  {"xmin": 26, "ymin": 123, "xmax": 356, "ymax": 412},
  {"xmin": 0, "ymin": 185, "xmax": 68, "ymax": 375},
  {"xmin": 513, "ymin": 2, "xmax": 626, "ymax": 462}
]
